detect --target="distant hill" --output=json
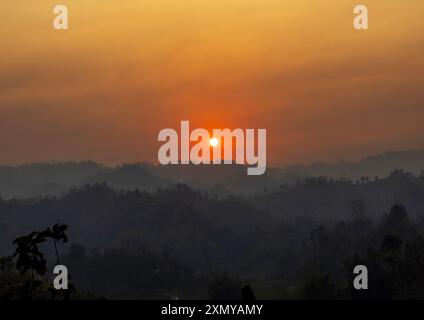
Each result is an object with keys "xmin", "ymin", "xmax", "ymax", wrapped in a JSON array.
[
  {"xmin": 0, "ymin": 150, "xmax": 423, "ymax": 198},
  {"xmin": 282, "ymin": 150, "xmax": 424, "ymax": 179},
  {"xmin": 1, "ymin": 171, "xmax": 424, "ymax": 263},
  {"xmin": 0, "ymin": 162, "xmax": 168, "ymax": 199}
]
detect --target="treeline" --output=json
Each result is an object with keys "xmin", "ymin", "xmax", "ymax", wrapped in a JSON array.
[
  {"xmin": 1, "ymin": 150, "xmax": 423, "ymax": 199},
  {"xmin": 2, "ymin": 203, "xmax": 424, "ymax": 299},
  {"xmin": 0, "ymin": 170, "xmax": 424, "ymax": 299}
]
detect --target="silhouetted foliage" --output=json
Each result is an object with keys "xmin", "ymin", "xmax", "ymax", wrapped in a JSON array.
[{"xmin": 0, "ymin": 224, "xmax": 77, "ymax": 300}]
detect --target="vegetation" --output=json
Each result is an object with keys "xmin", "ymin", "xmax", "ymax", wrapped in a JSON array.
[{"xmin": 1, "ymin": 169, "xmax": 424, "ymax": 299}]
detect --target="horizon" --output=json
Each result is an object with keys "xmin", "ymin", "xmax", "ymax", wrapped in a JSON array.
[{"xmin": 0, "ymin": 148, "xmax": 423, "ymax": 170}]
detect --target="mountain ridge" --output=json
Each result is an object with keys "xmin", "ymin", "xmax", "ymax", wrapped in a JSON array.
[{"xmin": 0, "ymin": 149, "xmax": 423, "ymax": 198}]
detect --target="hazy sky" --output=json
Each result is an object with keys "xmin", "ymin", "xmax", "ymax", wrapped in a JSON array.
[{"xmin": 0, "ymin": 0, "xmax": 423, "ymax": 166}]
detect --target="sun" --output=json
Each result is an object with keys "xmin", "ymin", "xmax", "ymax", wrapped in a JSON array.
[{"xmin": 209, "ymin": 137, "xmax": 219, "ymax": 147}]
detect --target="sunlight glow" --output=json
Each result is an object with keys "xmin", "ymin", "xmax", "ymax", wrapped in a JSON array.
[{"xmin": 209, "ymin": 137, "xmax": 219, "ymax": 147}]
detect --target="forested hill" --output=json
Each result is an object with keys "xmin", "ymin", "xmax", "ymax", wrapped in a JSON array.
[
  {"xmin": 0, "ymin": 150, "xmax": 423, "ymax": 199},
  {"xmin": 1, "ymin": 170, "xmax": 424, "ymax": 298},
  {"xmin": 1, "ymin": 170, "xmax": 424, "ymax": 259}
]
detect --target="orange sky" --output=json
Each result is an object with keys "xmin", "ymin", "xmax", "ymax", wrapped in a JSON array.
[{"xmin": 0, "ymin": 0, "xmax": 423, "ymax": 166}]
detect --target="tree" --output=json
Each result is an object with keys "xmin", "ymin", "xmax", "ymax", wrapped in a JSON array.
[{"xmin": 11, "ymin": 224, "xmax": 73, "ymax": 299}]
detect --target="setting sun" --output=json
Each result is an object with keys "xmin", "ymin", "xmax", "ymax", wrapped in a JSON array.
[{"xmin": 209, "ymin": 138, "xmax": 219, "ymax": 147}]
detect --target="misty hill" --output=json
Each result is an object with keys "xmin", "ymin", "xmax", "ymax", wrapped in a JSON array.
[
  {"xmin": 252, "ymin": 169, "xmax": 424, "ymax": 223},
  {"xmin": 1, "ymin": 171, "xmax": 424, "ymax": 272},
  {"xmin": 0, "ymin": 183, "xmax": 275, "ymax": 267},
  {"xmin": 0, "ymin": 150, "xmax": 423, "ymax": 198},
  {"xmin": 283, "ymin": 150, "xmax": 424, "ymax": 179},
  {"xmin": 0, "ymin": 162, "xmax": 168, "ymax": 199}
]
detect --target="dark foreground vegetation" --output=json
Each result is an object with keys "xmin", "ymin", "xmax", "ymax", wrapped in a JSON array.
[{"xmin": 1, "ymin": 169, "xmax": 424, "ymax": 299}]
